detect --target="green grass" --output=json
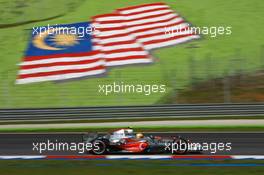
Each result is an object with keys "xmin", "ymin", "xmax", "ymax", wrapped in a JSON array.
[
  {"xmin": 1, "ymin": 160, "xmax": 264, "ymax": 175},
  {"xmin": 0, "ymin": 0, "xmax": 84, "ymax": 25},
  {"xmin": 1, "ymin": 115, "xmax": 264, "ymax": 125},
  {"xmin": 0, "ymin": 125, "xmax": 264, "ymax": 133},
  {"xmin": 0, "ymin": 0, "xmax": 263, "ymax": 108}
]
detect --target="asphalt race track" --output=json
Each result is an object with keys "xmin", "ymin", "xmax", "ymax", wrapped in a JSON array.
[{"xmin": 0, "ymin": 132, "xmax": 263, "ymax": 155}]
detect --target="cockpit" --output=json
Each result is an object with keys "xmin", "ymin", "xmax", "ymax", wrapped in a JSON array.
[{"xmin": 109, "ymin": 129, "xmax": 135, "ymax": 142}]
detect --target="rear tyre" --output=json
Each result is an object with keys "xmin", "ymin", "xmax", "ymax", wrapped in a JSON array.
[
  {"xmin": 90, "ymin": 140, "xmax": 108, "ymax": 155},
  {"xmin": 174, "ymin": 138, "xmax": 188, "ymax": 154}
]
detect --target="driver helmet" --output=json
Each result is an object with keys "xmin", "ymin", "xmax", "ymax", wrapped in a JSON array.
[{"xmin": 136, "ymin": 133, "xmax": 144, "ymax": 139}]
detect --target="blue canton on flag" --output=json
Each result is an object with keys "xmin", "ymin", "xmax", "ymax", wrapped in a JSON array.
[{"xmin": 17, "ymin": 22, "xmax": 105, "ymax": 84}]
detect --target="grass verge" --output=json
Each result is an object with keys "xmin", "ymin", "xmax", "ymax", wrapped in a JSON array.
[
  {"xmin": 1, "ymin": 160, "xmax": 264, "ymax": 175},
  {"xmin": 1, "ymin": 116, "xmax": 264, "ymax": 125}
]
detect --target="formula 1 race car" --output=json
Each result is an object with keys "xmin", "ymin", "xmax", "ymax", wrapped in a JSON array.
[{"xmin": 82, "ymin": 128, "xmax": 202, "ymax": 155}]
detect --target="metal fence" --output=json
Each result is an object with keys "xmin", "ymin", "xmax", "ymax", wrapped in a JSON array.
[{"xmin": 1, "ymin": 103, "xmax": 264, "ymax": 121}]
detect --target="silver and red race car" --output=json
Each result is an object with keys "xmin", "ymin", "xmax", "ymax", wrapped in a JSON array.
[{"xmin": 83, "ymin": 128, "xmax": 202, "ymax": 155}]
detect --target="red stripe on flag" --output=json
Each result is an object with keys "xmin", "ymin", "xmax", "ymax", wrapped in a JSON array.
[
  {"xmin": 137, "ymin": 27, "xmax": 192, "ymax": 40},
  {"xmin": 18, "ymin": 65, "xmax": 105, "ymax": 79},
  {"xmin": 132, "ymin": 20, "xmax": 185, "ymax": 34},
  {"xmin": 142, "ymin": 33, "xmax": 195, "ymax": 45},
  {"xmin": 102, "ymin": 40, "xmax": 138, "ymax": 47},
  {"xmin": 121, "ymin": 7, "xmax": 170, "ymax": 16},
  {"xmin": 103, "ymin": 47, "xmax": 145, "ymax": 54},
  {"xmin": 20, "ymin": 58, "xmax": 101, "ymax": 69},
  {"xmin": 99, "ymin": 12, "xmax": 173, "ymax": 24},
  {"xmin": 107, "ymin": 55, "xmax": 149, "ymax": 62},
  {"xmin": 23, "ymin": 51, "xmax": 100, "ymax": 62}
]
